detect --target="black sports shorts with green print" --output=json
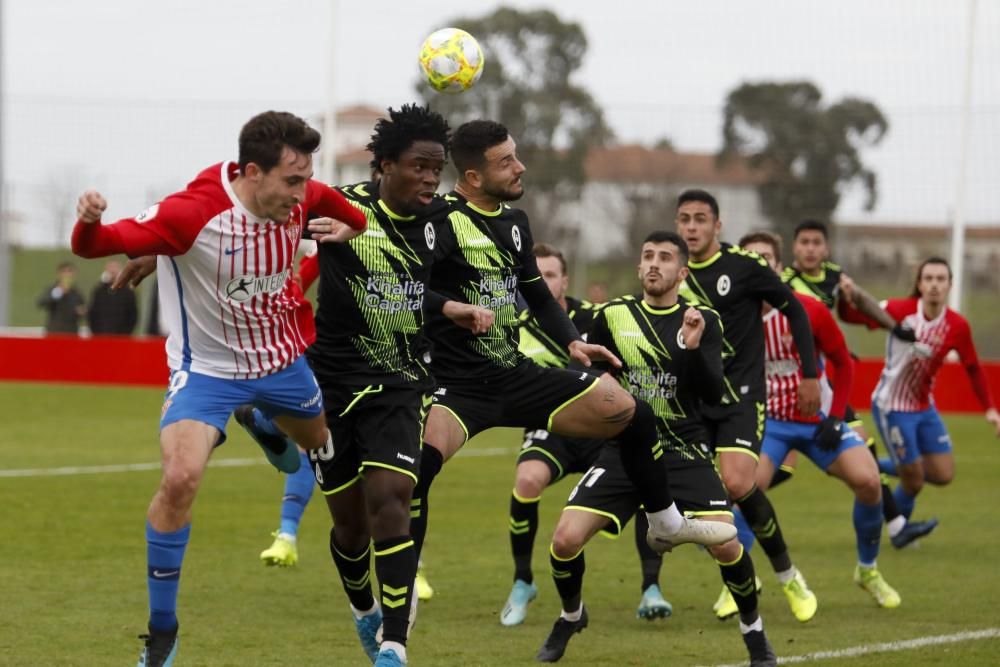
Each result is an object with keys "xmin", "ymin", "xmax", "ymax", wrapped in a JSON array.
[
  {"xmin": 431, "ymin": 360, "xmax": 601, "ymax": 444},
  {"xmin": 311, "ymin": 383, "xmax": 431, "ymax": 495}
]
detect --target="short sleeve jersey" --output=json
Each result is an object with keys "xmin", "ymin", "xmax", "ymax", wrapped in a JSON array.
[
  {"xmin": 781, "ymin": 261, "xmax": 843, "ymax": 310},
  {"xmin": 518, "ymin": 296, "xmax": 600, "ymax": 368},
  {"xmin": 426, "ymin": 192, "xmax": 543, "ymax": 382},
  {"xmin": 682, "ymin": 243, "xmax": 798, "ymax": 404},
  {"xmin": 872, "ymin": 297, "xmax": 982, "ymax": 412},
  {"xmin": 589, "ymin": 296, "xmax": 722, "ymax": 466},
  {"xmin": 307, "ymin": 181, "xmax": 447, "ymax": 389}
]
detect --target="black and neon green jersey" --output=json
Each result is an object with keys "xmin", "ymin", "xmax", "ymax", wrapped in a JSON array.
[
  {"xmin": 518, "ymin": 296, "xmax": 600, "ymax": 368},
  {"xmin": 427, "ymin": 191, "xmax": 553, "ymax": 381},
  {"xmin": 307, "ymin": 181, "xmax": 446, "ymax": 389},
  {"xmin": 781, "ymin": 261, "xmax": 843, "ymax": 310},
  {"xmin": 589, "ymin": 296, "xmax": 723, "ymax": 465},
  {"xmin": 682, "ymin": 242, "xmax": 802, "ymax": 404}
]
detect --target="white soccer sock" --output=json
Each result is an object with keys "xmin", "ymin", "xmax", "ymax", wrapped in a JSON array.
[
  {"xmin": 351, "ymin": 602, "xmax": 379, "ymax": 620},
  {"xmin": 887, "ymin": 515, "xmax": 906, "ymax": 538},
  {"xmin": 277, "ymin": 532, "xmax": 296, "ymax": 543},
  {"xmin": 381, "ymin": 641, "xmax": 407, "ymax": 660},
  {"xmin": 775, "ymin": 566, "xmax": 796, "ymax": 585},
  {"xmin": 560, "ymin": 604, "xmax": 583, "ymax": 622},
  {"xmin": 858, "ymin": 559, "xmax": 876, "ymax": 570},
  {"xmin": 646, "ymin": 503, "xmax": 684, "ymax": 535},
  {"xmin": 739, "ymin": 616, "xmax": 764, "ymax": 634}
]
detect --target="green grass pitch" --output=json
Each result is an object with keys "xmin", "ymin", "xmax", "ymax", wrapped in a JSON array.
[{"xmin": 1, "ymin": 382, "xmax": 998, "ymax": 666}]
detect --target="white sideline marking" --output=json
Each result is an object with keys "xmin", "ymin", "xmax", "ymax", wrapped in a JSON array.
[
  {"xmin": 0, "ymin": 446, "xmax": 518, "ymax": 479},
  {"xmin": 705, "ymin": 628, "xmax": 1000, "ymax": 667}
]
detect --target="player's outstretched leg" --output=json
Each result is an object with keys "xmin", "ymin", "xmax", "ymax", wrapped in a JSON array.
[
  {"xmin": 261, "ymin": 449, "xmax": 314, "ymax": 566},
  {"xmin": 612, "ymin": 400, "xmax": 736, "ymax": 551},
  {"xmin": 633, "ymin": 514, "xmax": 671, "ymax": 620},
  {"xmin": 714, "ymin": 542, "xmax": 776, "ymax": 667},
  {"xmin": 329, "ymin": 529, "xmax": 381, "ymax": 662},
  {"xmin": 234, "ymin": 405, "xmax": 302, "ymax": 473},
  {"xmin": 733, "ymin": 482, "xmax": 816, "ymax": 622},
  {"xmin": 502, "ymin": 462, "xmax": 549, "ymax": 626},
  {"xmin": 537, "ymin": 546, "xmax": 589, "ymax": 662}
]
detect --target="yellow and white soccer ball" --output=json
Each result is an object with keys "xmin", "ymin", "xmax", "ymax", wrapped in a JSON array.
[{"xmin": 419, "ymin": 28, "xmax": 484, "ymax": 94}]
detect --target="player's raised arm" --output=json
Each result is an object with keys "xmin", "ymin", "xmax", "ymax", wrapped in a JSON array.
[
  {"xmin": 71, "ymin": 189, "xmax": 204, "ymax": 259},
  {"xmin": 683, "ymin": 306, "xmax": 725, "ymax": 405},
  {"xmin": 304, "ymin": 181, "xmax": 367, "ymax": 242}
]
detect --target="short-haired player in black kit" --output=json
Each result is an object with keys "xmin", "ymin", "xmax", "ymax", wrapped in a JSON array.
[
  {"xmin": 410, "ymin": 122, "xmax": 737, "ymax": 598},
  {"xmin": 676, "ymin": 189, "xmax": 821, "ymax": 623},
  {"xmin": 303, "ymin": 105, "xmax": 493, "ymax": 667},
  {"xmin": 535, "ymin": 231, "xmax": 776, "ymax": 666},
  {"xmin": 781, "ymin": 220, "xmax": 938, "ymax": 549},
  {"xmin": 499, "ymin": 243, "xmax": 672, "ymax": 627}
]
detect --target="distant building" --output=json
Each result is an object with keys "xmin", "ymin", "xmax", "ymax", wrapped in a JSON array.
[
  {"xmin": 556, "ymin": 145, "xmax": 767, "ymax": 259},
  {"xmin": 834, "ymin": 224, "xmax": 1000, "ymax": 291},
  {"xmin": 321, "ymin": 110, "xmax": 768, "ymax": 260}
]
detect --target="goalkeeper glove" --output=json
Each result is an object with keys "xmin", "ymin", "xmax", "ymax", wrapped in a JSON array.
[
  {"xmin": 815, "ymin": 415, "xmax": 844, "ymax": 451},
  {"xmin": 891, "ymin": 323, "xmax": 917, "ymax": 343}
]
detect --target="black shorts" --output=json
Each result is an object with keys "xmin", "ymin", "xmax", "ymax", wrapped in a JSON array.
[
  {"xmin": 703, "ymin": 399, "xmax": 766, "ymax": 459},
  {"xmin": 844, "ymin": 405, "xmax": 865, "ymax": 430},
  {"xmin": 432, "ymin": 361, "xmax": 601, "ymax": 442},
  {"xmin": 517, "ymin": 429, "xmax": 606, "ymax": 483},
  {"xmin": 311, "ymin": 383, "xmax": 431, "ymax": 495},
  {"xmin": 562, "ymin": 445, "xmax": 731, "ymax": 538}
]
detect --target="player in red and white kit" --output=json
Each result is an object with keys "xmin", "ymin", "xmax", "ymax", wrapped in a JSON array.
[
  {"xmin": 731, "ymin": 232, "xmax": 901, "ymax": 611},
  {"xmin": 71, "ymin": 111, "xmax": 367, "ymax": 667},
  {"xmin": 861, "ymin": 257, "xmax": 1000, "ymax": 522}
]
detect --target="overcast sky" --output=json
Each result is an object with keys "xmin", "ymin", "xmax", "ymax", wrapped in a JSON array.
[{"xmin": 3, "ymin": 0, "xmax": 998, "ymax": 246}]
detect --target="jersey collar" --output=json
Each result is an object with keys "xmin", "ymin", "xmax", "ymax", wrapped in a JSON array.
[
  {"xmin": 640, "ymin": 300, "xmax": 680, "ymax": 315},
  {"xmin": 377, "ymin": 199, "xmax": 416, "ymax": 221},
  {"xmin": 688, "ymin": 250, "xmax": 722, "ymax": 269}
]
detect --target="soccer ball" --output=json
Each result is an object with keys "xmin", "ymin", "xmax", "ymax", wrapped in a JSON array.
[{"xmin": 418, "ymin": 28, "xmax": 484, "ymax": 94}]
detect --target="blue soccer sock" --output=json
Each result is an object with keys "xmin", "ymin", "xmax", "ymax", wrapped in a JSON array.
[
  {"xmin": 877, "ymin": 457, "xmax": 898, "ymax": 477},
  {"xmin": 279, "ymin": 451, "xmax": 315, "ymax": 537},
  {"xmin": 252, "ymin": 408, "xmax": 283, "ymax": 437},
  {"xmin": 732, "ymin": 507, "xmax": 756, "ymax": 554},
  {"xmin": 893, "ymin": 486, "xmax": 916, "ymax": 519},
  {"xmin": 146, "ymin": 522, "xmax": 190, "ymax": 631},
  {"xmin": 853, "ymin": 499, "xmax": 882, "ymax": 566}
]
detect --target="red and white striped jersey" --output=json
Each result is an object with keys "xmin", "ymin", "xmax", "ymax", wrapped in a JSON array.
[
  {"xmin": 872, "ymin": 298, "xmax": 985, "ymax": 412},
  {"xmin": 72, "ymin": 162, "xmax": 366, "ymax": 379},
  {"xmin": 764, "ymin": 293, "xmax": 853, "ymax": 423}
]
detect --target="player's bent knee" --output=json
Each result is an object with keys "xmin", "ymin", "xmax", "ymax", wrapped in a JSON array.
[
  {"xmin": 709, "ymin": 537, "xmax": 742, "ymax": 563},
  {"xmin": 550, "ymin": 524, "xmax": 586, "ymax": 559},
  {"xmin": 158, "ymin": 463, "xmax": 204, "ymax": 506}
]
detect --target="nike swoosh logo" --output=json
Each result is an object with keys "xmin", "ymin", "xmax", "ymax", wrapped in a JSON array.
[
  {"xmin": 224, "ymin": 245, "xmax": 246, "ymax": 256},
  {"xmin": 152, "ymin": 569, "xmax": 179, "ymax": 578}
]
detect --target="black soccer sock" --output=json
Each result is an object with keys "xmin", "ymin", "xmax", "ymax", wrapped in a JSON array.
[
  {"xmin": 510, "ymin": 490, "xmax": 540, "ymax": 585},
  {"xmin": 550, "ymin": 546, "xmax": 585, "ymax": 613},
  {"xmin": 633, "ymin": 512, "xmax": 663, "ymax": 591},
  {"xmin": 373, "ymin": 535, "xmax": 417, "ymax": 646},
  {"xmin": 617, "ymin": 399, "xmax": 674, "ymax": 513},
  {"xmin": 329, "ymin": 530, "xmax": 375, "ymax": 612},
  {"xmin": 735, "ymin": 485, "xmax": 792, "ymax": 573},
  {"xmin": 867, "ymin": 438, "xmax": 901, "ymax": 521},
  {"xmin": 410, "ymin": 444, "xmax": 443, "ymax": 559},
  {"xmin": 717, "ymin": 545, "xmax": 760, "ymax": 625},
  {"xmin": 769, "ymin": 465, "xmax": 795, "ymax": 489}
]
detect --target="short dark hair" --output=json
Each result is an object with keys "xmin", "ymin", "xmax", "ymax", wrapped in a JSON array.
[
  {"xmin": 738, "ymin": 231, "xmax": 783, "ymax": 264},
  {"xmin": 533, "ymin": 243, "xmax": 567, "ymax": 275},
  {"xmin": 367, "ymin": 104, "xmax": 451, "ymax": 171},
  {"xmin": 911, "ymin": 256, "xmax": 953, "ymax": 297},
  {"xmin": 238, "ymin": 111, "xmax": 321, "ymax": 174},
  {"xmin": 451, "ymin": 120, "xmax": 510, "ymax": 174},
  {"xmin": 676, "ymin": 189, "xmax": 719, "ymax": 219},
  {"xmin": 794, "ymin": 219, "xmax": 829, "ymax": 240},
  {"xmin": 642, "ymin": 230, "xmax": 689, "ymax": 261}
]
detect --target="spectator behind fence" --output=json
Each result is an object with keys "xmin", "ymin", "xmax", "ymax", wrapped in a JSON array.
[
  {"xmin": 88, "ymin": 259, "xmax": 138, "ymax": 335},
  {"xmin": 36, "ymin": 261, "xmax": 86, "ymax": 334}
]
